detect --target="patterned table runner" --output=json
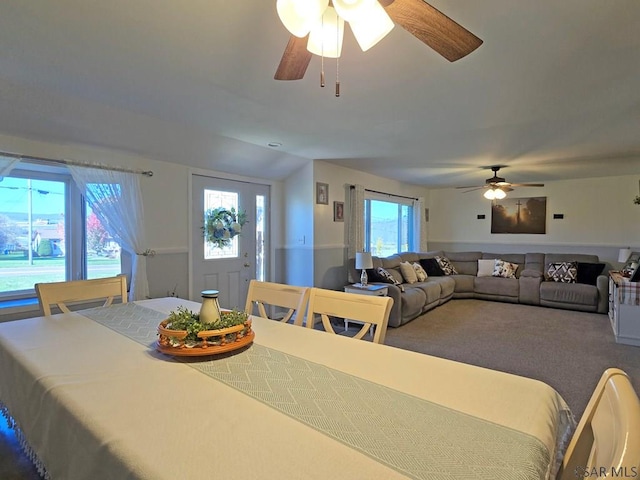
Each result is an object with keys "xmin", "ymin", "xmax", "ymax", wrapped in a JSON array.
[{"xmin": 82, "ymin": 302, "xmax": 551, "ymax": 480}]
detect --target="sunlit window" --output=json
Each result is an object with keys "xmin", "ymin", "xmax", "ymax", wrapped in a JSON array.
[
  {"xmin": 0, "ymin": 167, "xmax": 122, "ymax": 299},
  {"xmin": 364, "ymin": 198, "xmax": 413, "ymax": 257}
]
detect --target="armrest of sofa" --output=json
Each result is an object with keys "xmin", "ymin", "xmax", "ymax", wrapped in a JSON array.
[
  {"xmin": 373, "ymin": 282, "xmax": 403, "ymax": 328},
  {"xmin": 596, "ymin": 274, "xmax": 609, "ymax": 314},
  {"xmin": 520, "ymin": 269, "xmax": 544, "ymax": 279}
]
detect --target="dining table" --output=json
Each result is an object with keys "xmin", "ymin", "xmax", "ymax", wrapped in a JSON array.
[{"xmin": 0, "ymin": 297, "xmax": 574, "ymax": 480}]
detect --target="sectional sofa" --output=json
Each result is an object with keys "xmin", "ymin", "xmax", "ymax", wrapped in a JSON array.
[{"xmin": 349, "ymin": 251, "xmax": 610, "ymax": 328}]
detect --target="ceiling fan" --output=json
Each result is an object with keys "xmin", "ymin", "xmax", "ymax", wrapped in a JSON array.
[
  {"xmin": 456, "ymin": 166, "xmax": 545, "ymax": 200},
  {"xmin": 274, "ymin": 0, "xmax": 483, "ymax": 81}
]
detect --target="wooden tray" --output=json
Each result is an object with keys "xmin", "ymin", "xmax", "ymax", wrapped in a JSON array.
[
  {"xmin": 157, "ymin": 318, "xmax": 254, "ymax": 357},
  {"xmin": 157, "ymin": 330, "xmax": 254, "ymax": 357}
]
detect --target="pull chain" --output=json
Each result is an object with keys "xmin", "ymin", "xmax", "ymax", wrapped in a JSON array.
[
  {"xmin": 335, "ymin": 22, "xmax": 340, "ymax": 97},
  {"xmin": 320, "ymin": 14, "xmax": 325, "ymax": 88}
]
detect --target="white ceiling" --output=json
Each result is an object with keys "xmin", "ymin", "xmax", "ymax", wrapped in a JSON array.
[{"xmin": 0, "ymin": 0, "xmax": 639, "ymax": 188}]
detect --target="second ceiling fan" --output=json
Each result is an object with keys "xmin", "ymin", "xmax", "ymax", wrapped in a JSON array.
[
  {"xmin": 456, "ymin": 166, "xmax": 545, "ymax": 200},
  {"xmin": 274, "ymin": 0, "xmax": 483, "ymax": 81}
]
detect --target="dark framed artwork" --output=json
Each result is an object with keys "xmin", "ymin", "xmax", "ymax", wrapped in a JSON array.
[
  {"xmin": 491, "ymin": 197, "xmax": 547, "ymax": 234},
  {"xmin": 333, "ymin": 201, "xmax": 344, "ymax": 222},
  {"xmin": 316, "ymin": 182, "xmax": 329, "ymax": 205}
]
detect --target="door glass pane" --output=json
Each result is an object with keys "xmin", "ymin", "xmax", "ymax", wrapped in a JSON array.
[
  {"xmin": 86, "ymin": 203, "xmax": 121, "ymax": 279},
  {"xmin": 0, "ymin": 177, "xmax": 66, "ymax": 294},
  {"xmin": 256, "ymin": 195, "xmax": 265, "ymax": 281},
  {"xmin": 204, "ymin": 189, "xmax": 239, "ymax": 260}
]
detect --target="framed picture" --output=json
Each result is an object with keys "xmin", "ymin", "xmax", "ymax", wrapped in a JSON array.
[
  {"xmin": 316, "ymin": 182, "xmax": 329, "ymax": 205},
  {"xmin": 491, "ymin": 197, "xmax": 547, "ymax": 234},
  {"xmin": 333, "ymin": 201, "xmax": 344, "ymax": 222}
]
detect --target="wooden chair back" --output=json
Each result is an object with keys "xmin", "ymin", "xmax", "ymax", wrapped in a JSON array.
[
  {"xmin": 35, "ymin": 275, "xmax": 128, "ymax": 316},
  {"xmin": 306, "ymin": 287, "xmax": 393, "ymax": 344},
  {"xmin": 557, "ymin": 368, "xmax": 640, "ymax": 480},
  {"xmin": 244, "ymin": 280, "xmax": 310, "ymax": 326}
]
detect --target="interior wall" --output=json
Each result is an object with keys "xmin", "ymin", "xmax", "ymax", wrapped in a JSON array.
[
  {"xmin": 427, "ymin": 174, "xmax": 640, "ymax": 265},
  {"xmin": 312, "ymin": 161, "xmax": 430, "ymax": 289},
  {"xmin": 0, "ymin": 133, "xmax": 286, "ymax": 319}
]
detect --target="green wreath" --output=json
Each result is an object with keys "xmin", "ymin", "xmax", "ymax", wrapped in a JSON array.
[{"xmin": 203, "ymin": 207, "xmax": 247, "ymax": 249}]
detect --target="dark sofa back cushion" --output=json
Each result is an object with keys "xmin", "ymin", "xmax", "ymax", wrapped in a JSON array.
[
  {"xmin": 420, "ymin": 258, "xmax": 445, "ymax": 276},
  {"xmin": 576, "ymin": 262, "xmax": 605, "ymax": 286}
]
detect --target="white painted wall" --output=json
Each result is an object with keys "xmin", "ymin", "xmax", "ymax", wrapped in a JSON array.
[{"xmin": 427, "ymin": 174, "xmax": 640, "ymax": 264}]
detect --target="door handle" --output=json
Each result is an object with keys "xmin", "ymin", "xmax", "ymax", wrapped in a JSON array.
[{"xmin": 244, "ymin": 262, "xmax": 251, "ymax": 267}]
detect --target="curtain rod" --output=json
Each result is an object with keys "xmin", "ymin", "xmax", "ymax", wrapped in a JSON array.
[
  {"xmin": 350, "ymin": 185, "xmax": 418, "ymax": 201},
  {"xmin": 0, "ymin": 151, "xmax": 153, "ymax": 177}
]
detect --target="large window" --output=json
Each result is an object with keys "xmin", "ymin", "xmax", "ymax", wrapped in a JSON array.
[
  {"xmin": 364, "ymin": 195, "xmax": 414, "ymax": 257},
  {"xmin": 0, "ymin": 166, "xmax": 121, "ymax": 299}
]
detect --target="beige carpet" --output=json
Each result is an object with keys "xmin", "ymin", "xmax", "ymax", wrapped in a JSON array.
[{"xmin": 383, "ymin": 299, "xmax": 640, "ymax": 420}]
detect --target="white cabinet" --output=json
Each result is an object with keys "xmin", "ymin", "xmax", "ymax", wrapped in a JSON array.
[{"xmin": 609, "ymin": 273, "xmax": 640, "ymax": 346}]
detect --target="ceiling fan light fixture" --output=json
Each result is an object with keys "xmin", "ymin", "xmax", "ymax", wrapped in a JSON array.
[
  {"xmin": 483, "ymin": 189, "xmax": 496, "ymax": 200},
  {"xmin": 332, "ymin": 0, "xmax": 375, "ymax": 22},
  {"xmin": 307, "ymin": 6, "xmax": 345, "ymax": 58},
  {"xmin": 347, "ymin": 1, "xmax": 394, "ymax": 52},
  {"xmin": 494, "ymin": 188, "xmax": 507, "ymax": 200},
  {"xmin": 277, "ymin": 0, "xmax": 329, "ymax": 38}
]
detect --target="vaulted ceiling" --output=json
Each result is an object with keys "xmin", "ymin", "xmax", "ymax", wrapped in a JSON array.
[{"xmin": 0, "ymin": 0, "xmax": 638, "ymax": 187}]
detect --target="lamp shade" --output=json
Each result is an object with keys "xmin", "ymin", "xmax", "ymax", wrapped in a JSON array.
[
  {"xmin": 483, "ymin": 189, "xmax": 496, "ymax": 200},
  {"xmin": 355, "ymin": 251, "xmax": 373, "ymax": 270},
  {"xmin": 277, "ymin": 0, "xmax": 329, "ymax": 38},
  {"xmin": 307, "ymin": 6, "xmax": 344, "ymax": 58},
  {"xmin": 619, "ymin": 248, "xmax": 632, "ymax": 263},
  {"xmin": 494, "ymin": 188, "xmax": 506, "ymax": 200},
  {"xmin": 347, "ymin": 1, "xmax": 394, "ymax": 51}
]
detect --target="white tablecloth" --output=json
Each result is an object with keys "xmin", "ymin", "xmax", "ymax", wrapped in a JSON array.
[{"xmin": 0, "ymin": 297, "xmax": 574, "ymax": 479}]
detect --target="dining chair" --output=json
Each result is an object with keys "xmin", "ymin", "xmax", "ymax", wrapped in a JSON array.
[
  {"xmin": 35, "ymin": 275, "xmax": 128, "ymax": 316},
  {"xmin": 306, "ymin": 287, "xmax": 393, "ymax": 344},
  {"xmin": 557, "ymin": 368, "xmax": 640, "ymax": 480},
  {"xmin": 244, "ymin": 280, "xmax": 310, "ymax": 326}
]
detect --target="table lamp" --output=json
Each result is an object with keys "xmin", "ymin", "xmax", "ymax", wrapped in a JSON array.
[
  {"xmin": 619, "ymin": 248, "xmax": 632, "ymax": 263},
  {"xmin": 355, "ymin": 252, "xmax": 373, "ymax": 287}
]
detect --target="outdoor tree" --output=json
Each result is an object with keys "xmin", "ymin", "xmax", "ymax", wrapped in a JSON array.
[
  {"xmin": 87, "ymin": 212, "xmax": 109, "ymax": 255},
  {"xmin": 0, "ymin": 214, "xmax": 17, "ymax": 250}
]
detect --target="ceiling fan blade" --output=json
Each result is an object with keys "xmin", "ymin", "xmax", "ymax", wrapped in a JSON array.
[
  {"xmin": 455, "ymin": 185, "xmax": 484, "ymax": 189},
  {"xmin": 509, "ymin": 183, "xmax": 545, "ymax": 187},
  {"xmin": 274, "ymin": 35, "xmax": 312, "ymax": 81},
  {"xmin": 383, "ymin": 0, "xmax": 482, "ymax": 62}
]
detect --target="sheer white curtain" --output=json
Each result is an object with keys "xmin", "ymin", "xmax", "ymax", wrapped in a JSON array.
[
  {"xmin": 413, "ymin": 197, "xmax": 428, "ymax": 252},
  {"xmin": 69, "ymin": 166, "xmax": 149, "ymax": 301},
  {"xmin": 0, "ymin": 155, "xmax": 19, "ymax": 178},
  {"xmin": 348, "ymin": 183, "xmax": 365, "ymax": 257}
]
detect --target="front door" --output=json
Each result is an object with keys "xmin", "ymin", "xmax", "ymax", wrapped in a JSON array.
[{"xmin": 191, "ymin": 174, "xmax": 269, "ymax": 309}]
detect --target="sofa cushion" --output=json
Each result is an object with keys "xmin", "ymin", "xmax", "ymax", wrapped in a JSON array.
[
  {"xmin": 493, "ymin": 259, "xmax": 518, "ymax": 278},
  {"xmin": 412, "ymin": 262, "xmax": 428, "ymax": 282},
  {"xmin": 400, "ymin": 286, "xmax": 427, "ymax": 320},
  {"xmin": 375, "ymin": 267, "xmax": 405, "ymax": 292},
  {"xmin": 445, "ymin": 251, "xmax": 482, "ymax": 275},
  {"xmin": 546, "ymin": 262, "xmax": 578, "ymax": 283},
  {"xmin": 420, "ymin": 258, "xmax": 445, "ymax": 276},
  {"xmin": 540, "ymin": 282, "xmax": 598, "ymax": 306},
  {"xmin": 477, "ymin": 259, "xmax": 495, "ymax": 277},
  {"xmin": 576, "ymin": 262, "xmax": 605, "ymax": 286},
  {"xmin": 474, "ymin": 277, "xmax": 519, "ymax": 297},
  {"xmin": 399, "ymin": 262, "xmax": 418, "ymax": 284},
  {"xmin": 435, "ymin": 256, "xmax": 458, "ymax": 275},
  {"xmin": 414, "ymin": 281, "xmax": 442, "ymax": 305}
]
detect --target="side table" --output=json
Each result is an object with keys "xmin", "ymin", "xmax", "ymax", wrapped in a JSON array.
[
  {"xmin": 343, "ymin": 284, "xmax": 389, "ymax": 336},
  {"xmin": 608, "ymin": 271, "xmax": 640, "ymax": 346}
]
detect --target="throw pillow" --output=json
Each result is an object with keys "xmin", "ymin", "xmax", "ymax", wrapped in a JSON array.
[
  {"xmin": 546, "ymin": 262, "xmax": 578, "ymax": 283},
  {"xmin": 492, "ymin": 259, "xmax": 518, "ymax": 278},
  {"xmin": 435, "ymin": 256, "xmax": 458, "ymax": 275},
  {"xmin": 375, "ymin": 267, "xmax": 405, "ymax": 292},
  {"xmin": 399, "ymin": 262, "xmax": 418, "ymax": 284},
  {"xmin": 419, "ymin": 258, "xmax": 444, "ymax": 276},
  {"xmin": 412, "ymin": 262, "xmax": 428, "ymax": 282},
  {"xmin": 477, "ymin": 259, "xmax": 495, "ymax": 277},
  {"xmin": 576, "ymin": 262, "xmax": 605, "ymax": 286}
]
